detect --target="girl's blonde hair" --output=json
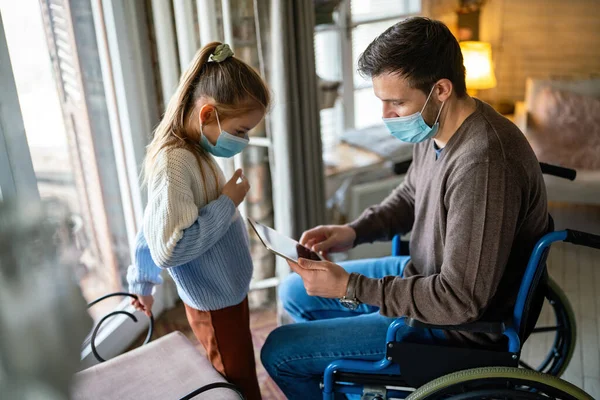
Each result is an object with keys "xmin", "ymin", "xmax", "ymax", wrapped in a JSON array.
[{"xmin": 143, "ymin": 42, "xmax": 270, "ymax": 200}]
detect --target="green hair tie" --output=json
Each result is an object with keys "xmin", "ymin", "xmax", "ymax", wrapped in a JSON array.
[{"xmin": 210, "ymin": 44, "xmax": 234, "ymax": 63}]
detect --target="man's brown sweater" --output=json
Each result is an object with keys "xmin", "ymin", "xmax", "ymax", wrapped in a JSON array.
[{"xmin": 349, "ymin": 99, "xmax": 548, "ymax": 345}]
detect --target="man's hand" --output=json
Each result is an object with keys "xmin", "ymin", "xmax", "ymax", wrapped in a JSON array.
[
  {"xmin": 299, "ymin": 225, "xmax": 356, "ymax": 257},
  {"xmin": 287, "ymin": 258, "xmax": 350, "ymax": 298},
  {"xmin": 131, "ymin": 295, "xmax": 154, "ymax": 317}
]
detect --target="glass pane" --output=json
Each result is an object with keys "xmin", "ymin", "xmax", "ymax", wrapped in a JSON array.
[
  {"xmin": 354, "ymin": 88, "xmax": 384, "ymax": 129},
  {"xmin": 315, "ymin": 29, "xmax": 342, "ymax": 81},
  {"xmin": 409, "ymin": 0, "xmax": 421, "ymax": 13},
  {"xmin": 352, "ymin": 19, "xmax": 405, "ymax": 87},
  {"xmin": 320, "ymin": 104, "xmax": 343, "ymax": 150},
  {"xmin": 351, "ymin": 0, "xmax": 415, "ymax": 24},
  {"xmin": 315, "ymin": 28, "xmax": 343, "ymax": 151},
  {"xmin": 1, "ymin": 0, "xmax": 122, "ymax": 319}
]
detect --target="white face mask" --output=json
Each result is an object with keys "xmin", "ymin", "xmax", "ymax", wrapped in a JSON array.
[{"xmin": 382, "ymin": 86, "xmax": 445, "ymax": 143}]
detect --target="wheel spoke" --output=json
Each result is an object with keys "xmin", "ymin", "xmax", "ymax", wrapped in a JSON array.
[{"xmin": 531, "ymin": 326, "xmax": 564, "ymax": 333}]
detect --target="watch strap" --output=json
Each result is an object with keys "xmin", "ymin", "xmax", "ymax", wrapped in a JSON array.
[{"xmin": 345, "ymin": 272, "xmax": 359, "ymax": 300}]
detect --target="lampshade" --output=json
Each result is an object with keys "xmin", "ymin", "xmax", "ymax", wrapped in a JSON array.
[{"xmin": 460, "ymin": 41, "xmax": 497, "ymax": 91}]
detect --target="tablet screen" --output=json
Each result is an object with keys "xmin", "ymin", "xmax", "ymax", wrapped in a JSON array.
[{"xmin": 248, "ymin": 219, "xmax": 323, "ymax": 263}]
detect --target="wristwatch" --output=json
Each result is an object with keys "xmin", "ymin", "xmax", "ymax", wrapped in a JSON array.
[{"xmin": 339, "ymin": 273, "xmax": 361, "ymax": 310}]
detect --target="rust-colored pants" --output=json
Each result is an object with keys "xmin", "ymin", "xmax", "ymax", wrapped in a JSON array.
[{"xmin": 184, "ymin": 297, "xmax": 262, "ymax": 400}]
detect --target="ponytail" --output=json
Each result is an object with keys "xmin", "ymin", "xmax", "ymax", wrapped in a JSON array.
[
  {"xmin": 142, "ymin": 41, "xmax": 270, "ymax": 202},
  {"xmin": 142, "ymin": 43, "xmax": 220, "ymax": 198}
]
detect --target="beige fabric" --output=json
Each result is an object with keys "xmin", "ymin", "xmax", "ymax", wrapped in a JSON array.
[
  {"xmin": 71, "ymin": 332, "xmax": 240, "ymax": 400},
  {"xmin": 524, "ymin": 76, "xmax": 600, "ymax": 111},
  {"xmin": 528, "ymin": 87, "xmax": 600, "ymax": 170},
  {"xmin": 515, "ymin": 77, "xmax": 600, "ymax": 205},
  {"xmin": 543, "ymin": 171, "xmax": 600, "ymax": 204}
]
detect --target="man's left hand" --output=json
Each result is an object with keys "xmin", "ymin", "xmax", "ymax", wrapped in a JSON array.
[{"xmin": 287, "ymin": 258, "xmax": 350, "ymax": 298}]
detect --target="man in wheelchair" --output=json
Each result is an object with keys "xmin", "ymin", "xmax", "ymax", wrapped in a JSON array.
[{"xmin": 261, "ymin": 17, "xmax": 555, "ymax": 399}]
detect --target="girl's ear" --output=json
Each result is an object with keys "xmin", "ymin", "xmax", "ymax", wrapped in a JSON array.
[{"xmin": 199, "ymin": 104, "xmax": 216, "ymax": 125}]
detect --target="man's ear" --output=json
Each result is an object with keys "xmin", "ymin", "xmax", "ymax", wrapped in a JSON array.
[
  {"xmin": 435, "ymin": 79, "xmax": 453, "ymax": 103},
  {"xmin": 199, "ymin": 104, "xmax": 216, "ymax": 125}
]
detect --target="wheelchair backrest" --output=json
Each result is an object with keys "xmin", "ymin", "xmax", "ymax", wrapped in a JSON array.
[{"xmin": 513, "ymin": 214, "xmax": 555, "ymax": 341}]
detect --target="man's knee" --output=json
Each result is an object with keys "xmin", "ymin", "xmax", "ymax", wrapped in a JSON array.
[
  {"xmin": 278, "ymin": 273, "xmax": 306, "ymax": 315},
  {"xmin": 260, "ymin": 325, "xmax": 290, "ymax": 376}
]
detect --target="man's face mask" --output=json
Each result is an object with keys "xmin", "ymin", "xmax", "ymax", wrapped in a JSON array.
[
  {"xmin": 199, "ymin": 108, "xmax": 249, "ymax": 158},
  {"xmin": 382, "ymin": 86, "xmax": 445, "ymax": 143}
]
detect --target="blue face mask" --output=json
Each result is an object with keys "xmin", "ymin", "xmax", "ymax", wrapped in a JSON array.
[
  {"xmin": 382, "ymin": 86, "xmax": 445, "ymax": 143},
  {"xmin": 199, "ymin": 109, "xmax": 249, "ymax": 158}
]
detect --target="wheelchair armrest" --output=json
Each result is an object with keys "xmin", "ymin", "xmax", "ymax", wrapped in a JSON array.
[{"xmin": 405, "ymin": 318, "xmax": 505, "ymax": 334}]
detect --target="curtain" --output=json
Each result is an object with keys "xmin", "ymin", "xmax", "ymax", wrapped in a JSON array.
[{"xmin": 269, "ymin": 0, "xmax": 326, "ymax": 248}]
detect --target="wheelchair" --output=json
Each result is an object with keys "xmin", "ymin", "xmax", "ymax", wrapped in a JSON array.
[{"xmin": 322, "ymin": 163, "xmax": 599, "ymax": 400}]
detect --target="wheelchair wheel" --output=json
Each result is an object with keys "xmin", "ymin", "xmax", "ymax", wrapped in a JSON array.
[
  {"xmin": 519, "ymin": 277, "xmax": 576, "ymax": 376},
  {"xmin": 406, "ymin": 366, "xmax": 592, "ymax": 400}
]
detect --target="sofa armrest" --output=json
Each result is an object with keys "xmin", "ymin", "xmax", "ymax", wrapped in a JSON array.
[{"xmin": 514, "ymin": 101, "xmax": 528, "ymax": 133}]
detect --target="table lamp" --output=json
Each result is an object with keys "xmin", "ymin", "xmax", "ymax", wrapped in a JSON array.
[{"xmin": 460, "ymin": 41, "xmax": 497, "ymax": 96}]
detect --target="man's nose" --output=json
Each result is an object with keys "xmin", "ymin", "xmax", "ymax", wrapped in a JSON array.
[{"xmin": 382, "ymin": 104, "xmax": 399, "ymax": 119}]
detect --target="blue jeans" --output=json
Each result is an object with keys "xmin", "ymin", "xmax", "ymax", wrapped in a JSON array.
[{"xmin": 261, "ymin": 256, "xmax": 449, "ymax": 400}]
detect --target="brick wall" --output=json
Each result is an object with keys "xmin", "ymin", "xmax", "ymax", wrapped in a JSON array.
[
  {"xmin": 480, "ymin": 0, "xmax": 600, "ymax": 103},
  {"xmin": 424, "ymin": 0, "xmax": 600, "ymax": 103}
]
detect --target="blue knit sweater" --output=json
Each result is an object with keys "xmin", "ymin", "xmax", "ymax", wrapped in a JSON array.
[{"xmin": 127, "ymin": 148, "xmax": 253, "ymax": 311}]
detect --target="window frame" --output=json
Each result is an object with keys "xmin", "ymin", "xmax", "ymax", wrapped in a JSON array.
[
  {"xmin": 0, "ymin": 10, "xmax": 40, "ymax": 204},
  {"xmin": 1, "ymin": 0, "xmax": 172, "ymax": 366},
  {"xmin": 318, "ymin": 0, "xmax": 421, "ymax": 142},
  {"xmin": 79, "ymin": 0, "xmax": 174, "ymax": 366}
]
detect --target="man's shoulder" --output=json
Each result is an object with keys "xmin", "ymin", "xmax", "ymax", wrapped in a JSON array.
[{"xmin": 453, "ymin": 101, "xmax": 535, "ymax": 166}]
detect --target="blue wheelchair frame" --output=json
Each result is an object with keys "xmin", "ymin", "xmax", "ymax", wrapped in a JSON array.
[{"xmin": 322, "ymin": 228, "xmax": 597, "ymax": 399}]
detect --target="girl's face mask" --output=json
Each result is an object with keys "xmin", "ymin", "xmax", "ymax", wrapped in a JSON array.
[
  {"xmin": 199, "ymin": 108, "xmax": 249, "ymax": 158},
  {"xmin": 382, "ymin": 85, "xmax": 445, "ymax": 144}
]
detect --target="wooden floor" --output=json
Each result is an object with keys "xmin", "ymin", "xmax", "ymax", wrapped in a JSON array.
[{"xmin": 520, "ymin": 204, "xmax": 600, "ymax": 398}]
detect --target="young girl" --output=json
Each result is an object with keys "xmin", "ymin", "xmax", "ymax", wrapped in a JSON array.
[{"xmin": 127, "ymin": 42, "xmax": 269, "ymax": 400}]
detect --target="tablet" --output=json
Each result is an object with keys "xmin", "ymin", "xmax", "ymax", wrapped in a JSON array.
[{"xmin": 247, "ymin": 218, "xmax": 325, "ymax": 263}]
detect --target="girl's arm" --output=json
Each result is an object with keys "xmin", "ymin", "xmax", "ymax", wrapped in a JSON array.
[
  {"xmin": 144, "ymin": 150, "xmax": 237, "ymax": 268},
  {"xmin": 127, "ymin": 231, "xmax": 165, "ymax": 295}
]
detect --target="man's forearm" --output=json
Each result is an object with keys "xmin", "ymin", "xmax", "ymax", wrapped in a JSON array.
[{"xmin": 348, "ymin": 187, "xmax": 415, "ymax": 246}]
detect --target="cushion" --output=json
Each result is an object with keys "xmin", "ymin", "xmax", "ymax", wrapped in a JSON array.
[
  {"xmin": 71, "ymin": 332, "xmax": 239, "ymax": 400},
  {"xmin": 527, "ymin": 87, "xmax": 600, "ymax": 170}
]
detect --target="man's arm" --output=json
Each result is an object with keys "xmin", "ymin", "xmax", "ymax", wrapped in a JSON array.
[
  {"xmin": 348, "ymin": 161, "xmax": 417, "ymax": 246},
  {"xmin": 352, "ymin": 161, "xmax": 521, "ymax": 325}
]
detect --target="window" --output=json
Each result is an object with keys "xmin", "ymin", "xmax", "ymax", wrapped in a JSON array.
[
  {"xmin": 1, "ymin": 0, "xmax": 128, "ymax": 319},
  {"xmin": 314, "ymin": 0, "xmax": 421, "ymax": 149},
  {"xmin": 2, "ymin": 0, "xmax": 168, "ymax": 364}
]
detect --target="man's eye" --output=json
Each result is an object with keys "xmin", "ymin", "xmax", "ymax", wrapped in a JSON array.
[{"xmin": 392, "ymin": 101, "xmax": 403, "ymax": 107}]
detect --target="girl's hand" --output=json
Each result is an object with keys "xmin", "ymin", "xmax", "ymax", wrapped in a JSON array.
[
  {"xmin": 131, "ymin": 295, "xmax": 154, "ymax": 317},
  {"xmin": 222, "ymin": 169, "xmax": 250, "ymax": 207}
]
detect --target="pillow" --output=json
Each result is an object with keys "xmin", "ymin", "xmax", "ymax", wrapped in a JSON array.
[{"xmin": 527, "ymin": 87, "xmax": 600, "ymax": 170}]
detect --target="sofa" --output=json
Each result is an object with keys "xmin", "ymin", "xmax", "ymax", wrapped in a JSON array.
[
  {"xmin": 71, "ymin": 332, "xmax": 240, "ymax": 400},
  {"xmin": 514, "ymin": 76, "xmax": 600, "ymax": 205}
]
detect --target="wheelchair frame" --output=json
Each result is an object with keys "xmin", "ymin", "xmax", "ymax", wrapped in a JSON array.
[{"xmin": 322, "ymin": 163, "xmax": 600, "ymax": 400}]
